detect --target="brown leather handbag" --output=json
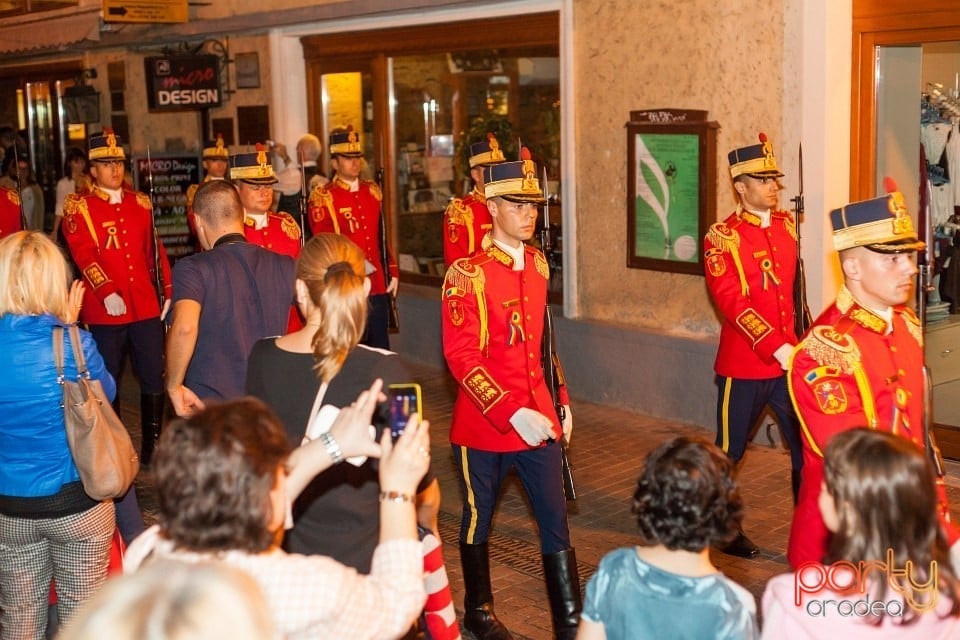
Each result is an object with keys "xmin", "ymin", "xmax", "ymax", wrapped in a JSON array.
[{"xmin": 54, "ymin": 325, "xmax": 139, "ymax": 500}]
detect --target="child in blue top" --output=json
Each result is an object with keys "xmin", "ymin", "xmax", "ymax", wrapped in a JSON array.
[{"xmin": 577, "ymin": 437, "xmax": 758, "ymax": 640}]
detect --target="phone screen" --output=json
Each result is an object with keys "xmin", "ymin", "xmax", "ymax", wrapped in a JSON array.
[{"xmin": 388, "ymin": 383, "xmax": 422, "ymax": 439}]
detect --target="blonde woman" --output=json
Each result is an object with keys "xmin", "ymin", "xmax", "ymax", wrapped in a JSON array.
[{"xmin": 0, "ymin": 231, "xmax": 116, "ymax": 639}]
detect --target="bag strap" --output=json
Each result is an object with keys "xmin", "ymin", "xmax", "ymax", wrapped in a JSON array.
[
  {"xmin": 305, "ymin": 381, "xmax": 329, "ymax": 439},
  {"xmin": 53, "ymin": 326, "xmax": 65, "ymax": 379},
  {"xmin": 67, "ymin": 324, "xmax": 90, "ymax": 378}
]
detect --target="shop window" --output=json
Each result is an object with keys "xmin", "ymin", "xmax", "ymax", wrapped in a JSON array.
[{"xmin": 304, "ymin": 12, "xmax": 561, "ymax": 297}]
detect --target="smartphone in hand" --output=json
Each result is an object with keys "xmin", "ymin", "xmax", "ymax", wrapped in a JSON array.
[{"xmin": 388, "ymin": 383, "xmax": 422, "ymax": 439}]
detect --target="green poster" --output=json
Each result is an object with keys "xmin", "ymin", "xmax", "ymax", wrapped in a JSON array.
[{"xmin": 632, "ymin": 132, "xmax": 700, "ymax": 263}]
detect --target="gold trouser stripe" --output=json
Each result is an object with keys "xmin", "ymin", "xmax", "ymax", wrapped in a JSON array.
[
  {"xmin": 460, "ymin": 447, "xmax": 479, "ymax": 544},
  {"xmin": 720, "ymin": 376, "xmax": 732, "ymax": 452}
]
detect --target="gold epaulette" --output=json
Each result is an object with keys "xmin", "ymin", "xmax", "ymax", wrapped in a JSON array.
[
  {"xmin": 186, "ymin": 183, "xmax": 199, "ymax": 208},
  {"xmin": 901, "ymin": 307, "xmax": 923, "ymax": 346},
  {"xmin": 272, "ymin": 211, "xmax": 301, "ymax": 240},
  {"xmin": 445, "ymin": 198, "xmax": 471, "ymax": 225},
  {"xmin": 775, "ymin": 210, "xmax": 798, "ymax": 241},
  {"xmin": 529, "ymin": 246, "xmax": 549, "ymax": 280},
  {"xmin": 706, "ymin": 222, "xmax": 749, "ymax": 296},
  {"xmin": 4, "ymin": 187, "xmax": 18, "ymax": 206},
  {"xmin": 136, "ymin": 192, "xmax": 152, "ymax": 210},
  {"xmin": 368, "ymin": 181, "xmax": 382, "ymax": 202},
  {"xmin": 309, "ymin": 184, "xmax": 333, "ymax": 207},
  {"xmin": 309, "ymin": 186, "xmax": 334, "ymax": 227},
  {"xmin": 445, "ymin": 259, "xmax": 485, "ymax": 297},
  {"xmin": 444, "ymin": 258, "xmax": 490, "ymax": 354},
  {"xmin": 802, "ymin": 326, "xmax": 861, "ymax": 375},
  {"xmin": 63, "ymin": 194, "xmax": 99, "ymax": 246}
]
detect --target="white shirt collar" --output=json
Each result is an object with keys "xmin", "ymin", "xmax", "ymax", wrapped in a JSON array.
[
  {"xmin": 493, "ymin": 238, "xmax": 525, "ymax": 270},
  {"xmin": 746, "ymin": 207, "xmax": 772, "ymax": 228},
  {"xmin": 101, "ymin": 187, "xmax": 123, "ymax": 205},
  {"xmin": 245, "ymin": 210, "xmax": 267, "ymax": 229}
]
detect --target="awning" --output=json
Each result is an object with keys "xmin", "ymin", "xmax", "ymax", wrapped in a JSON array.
[{"xmin": 0, "ymin": 7, "xmax": 100, "ymax": 55}]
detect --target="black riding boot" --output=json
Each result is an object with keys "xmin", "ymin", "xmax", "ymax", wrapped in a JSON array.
[
  {"xmin": 460, "ymin": 542, "xmax": 514, "ymax": 640},
  {"xmin": 139, "ymin": 392, "xmax": 164, "ymax": 468},
  {"xmin": 543, "ymin": 548, "xmax": 582, "ymax": 640}
]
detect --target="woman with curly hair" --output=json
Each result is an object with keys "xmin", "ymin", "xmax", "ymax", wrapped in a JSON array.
[
  {"xmin": 761, "ymin": 428, "xmax": 960, "ymax": 638},
  {"xmin": 576, "ymin": 437, "xmax": 757, "ymax": 640}
]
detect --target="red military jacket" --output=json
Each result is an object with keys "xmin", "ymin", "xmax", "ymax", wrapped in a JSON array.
[
  {"xmin": 786, "ymin": 285, "xmax": 957, "ymax": 566},
  {"xmin": 62, "ymin": 187, "xmax": 172, "ymax": 325},
  {"xmin": 704, "ymin": 206, "xmax": 799, "ymax": 379},
  {"xmin": 244, "ymin": 211, "xmax": 302, "ymax": 259},
  {"xmin": 308, "ymin": 177, "xmax": 397, "ymax": 295},
  {"xmin": 442, "ymin": 242, "xmax": 569, "ymax": 452},
  {"xmin": 443, "ymin": 187, "xmax": 493, "ymax": 267},
  {"xmin": 0, "ymin": 186, "xmax": 22, "ymax": 239}
]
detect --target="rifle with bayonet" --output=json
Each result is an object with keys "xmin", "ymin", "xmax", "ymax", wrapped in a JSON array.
[
  {"xmin": 539, "ymin": 165, "xmax": 576, "ymax": 501},
  {"xmin": 919, "ymin": 186, "xmax": 947, "ymax": 478},
  {"xmin": 298, "ymin": 145, "xmax": 308, "ymax": 247},
  {"xmin": 145, "ymin": 147, "xmax": 166, "ymax": 311},
  {"xmin": 791, "ymin": 144, "xmax": 813, "ymax": 338},
  {"xmin": 375, "ymin": 166, "xmax": 399, "ymax": 333},
  {"xmin": 12, "ymin": 139, "xmax": 28, "ymax": 231}
]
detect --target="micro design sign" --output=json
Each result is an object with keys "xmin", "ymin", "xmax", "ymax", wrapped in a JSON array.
[{"xmin": 145, "ymin": 55, "xmax": 221, "ymax": 110}]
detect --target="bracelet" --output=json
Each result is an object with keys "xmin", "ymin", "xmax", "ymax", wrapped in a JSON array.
[
  {"xmin": 318, "ymin": 431, "xmax": 344, "ymax": 464},
  {"xmin": 379, "ymin": 490, "xmax": 414, "ymax": 503}
]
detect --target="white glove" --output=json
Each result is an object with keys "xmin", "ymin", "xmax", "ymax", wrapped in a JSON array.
[
  {"xmin": 561, "ymin": 404, "xmax": 573, "ymax": 445},
  {"xmin": 510, "ymin": 408, "xmax": 556, "ymax": 447},
  {"xmin": 773, "ymin": 343, "xmax": 793, "ymax": 370},
  {"xmin": 160, "ymin": 299, "xmax": 172, "ymax": 322},
  {"xmin": 103, "ymin": 293, "xmax": 127, "ymax": 317}
]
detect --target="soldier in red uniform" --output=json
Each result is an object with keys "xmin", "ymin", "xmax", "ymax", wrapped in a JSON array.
[
  {"xmin": 442, "ymin": 132, "xmax": 506, "ymax": 267},
  {"xmin": 787, "ymin": 182, "xmax": 959, "ymax": 567},
  {"xmin": 308, "ymin": 125, "xmax": 397, "ymax": 349},
  {"xmin": 442, "ymin": 150, "xmax": 580, "ymax": 640},
  {"xmin": 185, "ymin": 133, "xmax": 230, "ymax": 247},
  {"xmin": 0, "ymin": 186, "xmax": 22, "ymax": 239},
  {"xmin": 703, "ymin": 133, "xmax": 804, "ymax": 558},
  {"xmin": 61, "ymin": 129, "xmax": 172, "ymax": 543},
  {"xmin": 230, "ymin": 145, "xmax": 301, "ymax": 260}
]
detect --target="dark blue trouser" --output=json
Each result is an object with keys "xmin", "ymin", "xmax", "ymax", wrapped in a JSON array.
[
  {"xmin": 87, "ymin": 318, "xmax": 165, "ymax": 395},
  {"xmin": 362, "ymin": 293, "xmax": 391, "ymax": 351},
  {"xmin": 715, "ymin": 374, "xmax": 803, "ymax": 471},
  {"xmin": 452, "ymin": 441, "xmax": 570, "ymax": 554}
]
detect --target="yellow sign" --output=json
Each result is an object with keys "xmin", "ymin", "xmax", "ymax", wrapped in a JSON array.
[{"xmin": 102, "ymin": 0, "xmax": 188, "ymax": 24}]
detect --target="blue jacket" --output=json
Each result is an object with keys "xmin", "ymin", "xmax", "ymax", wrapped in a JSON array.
[{"xmin": 0, "ymin": 314, "xmax": 116, "ymax": 498}]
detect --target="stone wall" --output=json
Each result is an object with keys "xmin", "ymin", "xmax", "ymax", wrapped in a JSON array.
[{"xmin": 572, "ymin": 0, "xmax": 785, "ymax": 341}]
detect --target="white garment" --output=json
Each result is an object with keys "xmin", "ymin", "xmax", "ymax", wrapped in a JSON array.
[
  {"xmin": 931, "ymin": 182, "xmax": 952, "ymax": 229},
  {"xmin": 921, "ymin": 122, "xmax": 951, "ymax": 165},
  {"xmin": 54, "ymin": 176, "xmax": 74, "ymax": 218},
  {"xmin": 948, "ymin": 119, "xmax": 960, "ymax": 207}
]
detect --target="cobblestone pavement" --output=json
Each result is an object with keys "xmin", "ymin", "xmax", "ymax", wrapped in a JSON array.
[{"xmin": 120, "ymin": 360, "xmax": 960, "ymax": 640}]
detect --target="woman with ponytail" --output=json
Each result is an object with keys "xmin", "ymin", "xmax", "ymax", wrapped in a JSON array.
[
  {"xmin": 245, "ymin": 232, "xmax": 418, "ymax": 567},
  {"xmin": 245, "ymin": 233, "xmax": 458, "ymax": 639}
]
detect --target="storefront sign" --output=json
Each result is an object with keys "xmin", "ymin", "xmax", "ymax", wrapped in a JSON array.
[
  {"xmin": 132, "ymin": 154, "xmax": 201, "ymax": 261},
  {"xmin": 145, "ymin": 55, "xmax": 221, "ymax": 111}
]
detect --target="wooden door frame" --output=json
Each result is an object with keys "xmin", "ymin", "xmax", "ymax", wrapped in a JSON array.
[
  {"xmin": 301, "ymin": 12, "xmax": 559, "ymax": 284},
  {"xmin": 851, "ymin": 0, "xmax": 960, "ymax": 200}
]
